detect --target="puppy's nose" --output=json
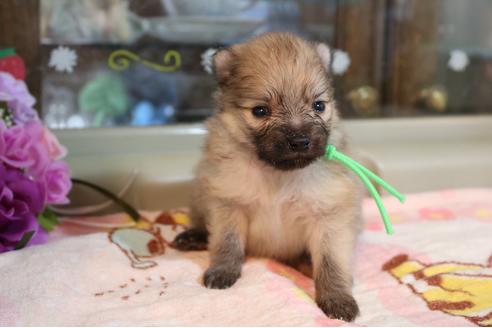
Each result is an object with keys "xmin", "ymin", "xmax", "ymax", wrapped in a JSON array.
[{"xmin": 288, "ymin": 136, "xmax": 310, "ymax": 152}]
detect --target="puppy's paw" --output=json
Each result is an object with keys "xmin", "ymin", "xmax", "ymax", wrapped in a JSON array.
[
  {"xmin": 172, "ymin": 228, "xmax": 208, "ymax": 251},
  {"xmin": 316, "ymin": 292, "xmax": 359, "ymax": 322},
  {"xmin": 203, "ymin": 266, "xmax": 240, "ymax": 289}
]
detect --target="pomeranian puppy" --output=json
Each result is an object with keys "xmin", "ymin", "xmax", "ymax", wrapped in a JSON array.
[{"xmin": 173, "ymin": 32, "xmax": 363, "ymax": 321}]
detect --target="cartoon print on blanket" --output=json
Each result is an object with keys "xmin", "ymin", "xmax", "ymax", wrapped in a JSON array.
[
  {"xmin": 93, "ymin": 274, "xmax": 169, "ymax": 301},
  {"xmin": 109, "ymin": 210, "xmax": 189, "ymax": 269},
  {"xmin": 383, "ymin": 254, "xmax": 492, "ymax": 326}
]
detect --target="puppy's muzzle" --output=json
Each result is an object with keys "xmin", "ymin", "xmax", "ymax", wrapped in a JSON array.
[
  {"xmin": 255, "ymin": 124, "xmax": 328, "ymax": 171},
  {"xmin": 287, "ymin": 135, "xmax": 310, "ymax": 152}
]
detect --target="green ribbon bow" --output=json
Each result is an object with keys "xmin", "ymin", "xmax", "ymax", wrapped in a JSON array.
[{"xmin": 325, "ymin": 145, "xmax": 405, "ymax": 235}]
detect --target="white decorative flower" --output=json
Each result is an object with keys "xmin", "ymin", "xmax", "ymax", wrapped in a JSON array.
[
  {"xmin": 49, "ymin": 46, "xmax": 78, "ymax": 73},
  {"xmin": 448, "ymin": 49, "xmax": 469, "ymax": 72},
  {"xmin": 332, "ymin": 50, "xmax": 351, "ymax": 75},
  {"xmin": 44, "ymin": 103, "xmax": 69, "ymax": 129},
  {"xmin": 201, "ymin": 48, "xmax": 218, "ymax": 74},
  {"xmin": 67, "ymin": 114, "xmax": 86, "ymax": 129}
]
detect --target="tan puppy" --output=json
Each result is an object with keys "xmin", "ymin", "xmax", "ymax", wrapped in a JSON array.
[{"xmin": 173, "ymin": 32, "xmax": 363, "ymax": 321}]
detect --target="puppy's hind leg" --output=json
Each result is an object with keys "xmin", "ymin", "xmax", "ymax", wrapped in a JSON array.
[
  {"xmin": 286, "ymin": 252, "xmax": 313, "ymax": 278},
  {"xmin": 172, "ymin": 197, "xmax": 209, "ymax": 251},
  {"xmin": 172, "ymin": 227, "xmax": 208, "ymax": 251}
]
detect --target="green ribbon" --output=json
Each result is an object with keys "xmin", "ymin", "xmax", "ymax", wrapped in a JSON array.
[{"xmin": 325, "ymin": 145, "xmax": 405, "ymax": 235}]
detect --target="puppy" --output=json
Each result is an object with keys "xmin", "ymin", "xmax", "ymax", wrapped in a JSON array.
[{"xmin": 173, "ymin": 32, "xmax": 363, "ymax": 321}]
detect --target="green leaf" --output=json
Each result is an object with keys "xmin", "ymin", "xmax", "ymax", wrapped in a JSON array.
[
  {"xmin": 14, "ymin": 231, "xmax": 35, "ymax": 250},
  {"xmin": 37, "ymin": 208, "xmax": 60, "ymax": 232},
  {"xmin": 0, "ymin": 48, "xmax": 15, "ymax": 59},
  {"xmin": 0, "ymin": 101, "xmax": 14, "ymax": 127}
]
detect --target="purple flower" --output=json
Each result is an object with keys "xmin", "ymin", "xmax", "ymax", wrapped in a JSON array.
[
  {"xmin": 0, "ymin": 120, "xmax": 50, "ymax": 175},
  {"xmin": 0, "ymin": 72, "xmax": 38, "ymax": 124},
  {"xmin": 0, "ymin": 72, "xmax": 72, "ymax": 252},
  {"xmin": 0, "ymin": 163, "xmax": 47, "ymax": 252},
  {"xmin": 43, "ymin": 160, "xmax": 71, "ymax": 205}
]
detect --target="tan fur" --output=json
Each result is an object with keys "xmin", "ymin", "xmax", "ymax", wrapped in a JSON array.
[{"xmin": 178, "ymin": 33, "xmax": 363, "ymax": 321}]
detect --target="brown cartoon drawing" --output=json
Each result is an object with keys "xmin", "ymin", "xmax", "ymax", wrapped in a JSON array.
[
  {"xmin": 109, "ymin": 211, "xmax": 189, "ymax": 269},
  {"xmin": 93, "ymin": 275, "xmax": 169, "ymax": 301},
  {"xmin": 383, "ymin": 254, "xmax": 492, "ymax": 326}
]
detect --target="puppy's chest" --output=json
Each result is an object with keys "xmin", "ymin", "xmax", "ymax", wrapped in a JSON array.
[
  {"xmin": 209, "ymin": 157, "xmax": 338, "ymax": 259},
  {"xmin": 213, "ymin": 156, "xmax": 326, "ymax": 205},
  {"xmin": 240, "ymin": 171, "xmax": 322, "ymax": 259},
  {"xmin": 245, "ymin": 195, "xmax": 316, "ymax": 259}
]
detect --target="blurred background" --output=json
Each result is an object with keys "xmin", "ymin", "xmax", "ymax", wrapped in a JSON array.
[
  {"xmin": 1, "ymin": 0, "xmax": 492, "ymax": 128},
  {"xmin": 1, "ymin": 0, "xmax": 491, "ymax": 210}
]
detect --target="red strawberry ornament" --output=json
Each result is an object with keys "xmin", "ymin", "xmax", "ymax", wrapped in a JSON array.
[{"xmin": 0, "ymin": 48, "xmax": 26, "ymax": 80}]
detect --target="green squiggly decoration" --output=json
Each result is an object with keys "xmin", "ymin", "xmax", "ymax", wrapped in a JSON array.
[{"xmin": 108, "ymin": 49, "xmax": 181, "ymax": 72}]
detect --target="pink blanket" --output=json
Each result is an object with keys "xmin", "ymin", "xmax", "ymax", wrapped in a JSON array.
[{"xmin": 1, "ymin": 188, "xmax": 491, "ymax": 326}]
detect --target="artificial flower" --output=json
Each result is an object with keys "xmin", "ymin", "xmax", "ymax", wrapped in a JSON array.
[
  {"xmin": 0, "ymin": 72, "xmax": 38, "ymax": 124},
  {"xmin": 0, "ymin": 163, "xmax": 47, "ymax": 252}
]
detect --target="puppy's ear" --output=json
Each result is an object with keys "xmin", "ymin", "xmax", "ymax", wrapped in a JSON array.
[
  {"xmin": 316, "ymin": 43, "xmax": 332, "ymax": 72},
  {"xmin": 213, "ymin": 48, "xmax": 234, "ymax": 84}
]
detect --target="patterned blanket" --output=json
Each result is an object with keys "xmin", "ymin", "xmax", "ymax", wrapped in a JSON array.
[{"xmin": 0, "ymin": 188, "xmax": 491, "ymax": 326}]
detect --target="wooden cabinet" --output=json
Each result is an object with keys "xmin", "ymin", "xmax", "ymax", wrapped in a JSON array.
[{"xmin": 0, "ymin": 0, "xmax": 41, "ymax": 102}]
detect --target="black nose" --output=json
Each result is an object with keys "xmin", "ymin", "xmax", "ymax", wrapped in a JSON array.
[{"xmin": 288, "ymin": 136, "xmax": 310, "ymax": 152}]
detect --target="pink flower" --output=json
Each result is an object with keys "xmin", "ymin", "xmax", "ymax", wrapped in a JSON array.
[
  {"xmin": 24, "ymin": 121, "xmax": 51, "ymax": 177},
  {"xmin": 0, "ymin": 120, "xmax": 51, "ymax": 177},
  {"xmin": 41, "ymin": 127, "xmax": 67, "ymax": 160},
  {"xmin": 0, "ymin": 120, "xmax": 34, "ymax": 168},
  {"xmin": 43, "ymin": 160, "xmax": 71, "ymax": 205},
  {"xmin": 1, "ymin": 117, "xmax": 72, "ymax": 206}
]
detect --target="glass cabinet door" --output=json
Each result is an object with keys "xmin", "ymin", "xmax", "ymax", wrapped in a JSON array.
[
  {"xmin": 1, "ymin": 0, "xmax": 491, "ymax": 129},
  {"xmin": 383, "ymin": 0, "xmax": 492, "ymax": 116},
  {"xmin": 38, "ymin": 0, "xmax": 341, "ymax": 128}
]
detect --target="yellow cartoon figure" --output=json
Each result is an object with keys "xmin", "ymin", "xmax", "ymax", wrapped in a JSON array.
[{"xmin": 383, "ymin": 254, "xmax": 492, "ymax": 326}]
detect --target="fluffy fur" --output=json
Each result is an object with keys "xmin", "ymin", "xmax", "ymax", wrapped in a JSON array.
[{"xmin": 173, "ymin": 32, "xmax": 364, "ymax": 321}]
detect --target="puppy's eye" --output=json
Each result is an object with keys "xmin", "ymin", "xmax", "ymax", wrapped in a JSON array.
[
  {"xmin": 252, "ymin": 106, "xmax": 269, "ymax": 118},
  {"xmin": 312, "ymin": 101, "xmax": 325, "ymax": 113}
]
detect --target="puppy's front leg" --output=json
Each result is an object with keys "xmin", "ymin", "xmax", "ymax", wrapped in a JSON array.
[
  {"xmin": 310, "ymin": 213, "xmax": 360, "ymax": 322},
  {"xmin": 204, "ymin": 202, "xmax": 247, "ymax": 289}
]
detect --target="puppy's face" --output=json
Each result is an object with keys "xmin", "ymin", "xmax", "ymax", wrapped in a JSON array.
[{"xmin": 213, "ymin": 33, "xmax": 336, "ymax": 171}]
